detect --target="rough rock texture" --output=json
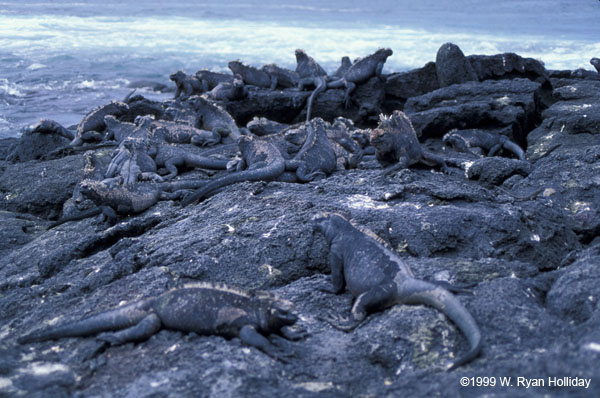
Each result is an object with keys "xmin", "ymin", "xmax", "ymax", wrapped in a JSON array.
[
  {"xmin": 404, "ymin": 78, "xmax": 545, "ymax": 145},
  {"xmin": 384, "ymin": 61, "xmax": 440, "ymax": 111},
  {"xmin": 7, "ymin": 128, "xmax": 71, "ymax": 162},
  {"xmin": 513, "ymin": 78, "xmax": 600, "ymax": 241},
  {"xmin": 467, "ymin": 52, "xmax": 550, "ymax": 85},
  {"xmin": 1, "ymin": 50, "xmax": 600, "ymax": 398},
  {"xmin": 435, "ymin": 43, "xmax": 478, "ymax": 88}
]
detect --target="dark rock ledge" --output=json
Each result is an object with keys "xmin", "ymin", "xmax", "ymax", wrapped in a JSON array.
[{"xmin": 0, "ymin": 44, "xmax": 599, "ymax": 397}]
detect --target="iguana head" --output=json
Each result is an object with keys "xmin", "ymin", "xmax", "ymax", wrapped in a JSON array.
[
  {"xmin": 591, "ymin": 58, "xmax": 600, "ymax": 69},
  {"xmin": 256, "ymin": 293, "xmax": 298, "ymax": 331},
  {"xmin": 169, "ymin": 70, "xmax": 186, "ymax": 82},
  {"xmin": 370, "ymin": 121, "xmax": 393, "ymax": 152},
  {"xmin": 295, "ymin": 49, "xmax": 309, "ymax": 64},
  {"xmin": 375, "ymin": 48, "xmax": 393, "ymax": 60},
  {"xmin": 442, "ymin": 130, "xmax": 466, "ymax": 150},
  {"xmin": 311, "ymin": 212, "xmax": 351, "ymax": 241},
  {"xmin": 228, "ymin": 60, "xmax": 243, "ymax": 74},
  {"xmin": 78, "ymin": 179, "xmax": 106, "ymax": 203}
]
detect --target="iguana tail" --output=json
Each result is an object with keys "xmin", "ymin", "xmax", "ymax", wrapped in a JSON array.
[
  {"xmin": 180, "ymin": 159, "xmax": 285, "ymax": 206},
  {"xmin": 18, "ymin": 301, "xmax": 150, "ymax": 344},
  {"xmin": 47, "ymin": 207, "xmax": 102, "ymax": 229},
  {"xmin": 399, "ymin": 278, "xmax": 482, "ymax": 370},
  {"xmin": 187, "ymin": 156, "xmax": 229, "ymax": 170},
  {"xmin": 306, "ymin": 77, "xmax": 327, "ymax": 122},
  {"xmin": 502, "ymin": 140, "xmax": 525, "ymax": 160}
]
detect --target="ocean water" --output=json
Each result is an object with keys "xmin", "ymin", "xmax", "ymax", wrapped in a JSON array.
[{"xmin": 1, "ymin": 0, "xmax": 599, "ymax": 137}]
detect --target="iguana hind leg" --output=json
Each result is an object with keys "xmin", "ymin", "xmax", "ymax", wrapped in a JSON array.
[
  {"xmin": 343, "ymin": 81, "xmax": 356, "ymax": 109},
  {"xmin": 97, "ymin": 313, "xmax": 161, "ymax": 345}
]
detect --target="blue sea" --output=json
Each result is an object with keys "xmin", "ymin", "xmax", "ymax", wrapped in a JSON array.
[{"xmin": 1, "ymin": 0, "xmax": 599, "ymax": 137}]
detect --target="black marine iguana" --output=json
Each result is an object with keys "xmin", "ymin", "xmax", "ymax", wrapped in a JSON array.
[
  {"xmin": 295, "ymin": 49, "xmax": 328, "ymax": 121},
  {"xmin": 228, "ymin": 60, "xmax": 272, "ymax": 88},
  {"xmin": 105, "ymin": 108, "xmax": 236, "ymax": 185},
  {"xmin": 261, "ymin": 64, "xmax": 300, "ymax": 89},
  {"xmin": 29, "ymin": 119, "xmax": 76, "ymax": 141},
  {"xmin": 283, "ymin": 118, "xmax": 337, "ymax": 182},
  {"xmin": 71, "ymin": 101, "xmax": 130, "ymax": 146},
  {"xmin": 206, "ymin": 77, "xmax": 248, "ymax": 102},
  {"xmin": 170, "ymin": 70, "xmax": 203, "ymax": 99},
  {"xmin": 180, "ymin": 118, "xmax": 337, "ymax": 205},
  {"xmin": 331, "ymin": 56, "xmax": 352, "ymax": 80},
  {"xmin": 180, "ymin": 134, "xmax": 287, "ymax": 206},
  {"xmin": 283, "ymin": 118, "xmax": 363, "ymax": 171},
  {"xmin": 370, "ymin": 111, "xmax": 450, "ymax": 175},
  {"xmin": 148, "ymin": 143, "xmax": 229, "ymax": 180},
  {"xmin": 18, "ymin": 283, "xmax": 301, "ymax": 361},
  {"xmin": 312, "ymin": 213, "xmax": 482, "ymax": 370},
  {"xmin": 195, "ymin": 69, "xmax": 235, "ymax": 92},
  {"xmin": 327, "ymin": 48, "xmax": 393, "ymax": 108},
  {"xmin": 49, "ymin": 178, "xmax": 211, "ymax": 227},
  {"xmin": 590, "ymin": 58, "xmax": 600, "ymax": 74},
  {"xmin": 443, "ymin": 129, "xmax": 525, "ymax": 160},
  {"xmin": 190, "ymin": 95, "xmax": 243, "ymax": 142}
]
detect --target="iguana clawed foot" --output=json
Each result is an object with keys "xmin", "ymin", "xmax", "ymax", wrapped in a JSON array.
[
  {"xmin": 280, "ymin": 325, "xmax": 309, "ymax": 341},
  {"xmin": 97, "ymin": 332, "xmax": 125, "ymax": 346},
  {"xmin": 321, "ymin": 311, "xmax": 361, "ymax": 332}
]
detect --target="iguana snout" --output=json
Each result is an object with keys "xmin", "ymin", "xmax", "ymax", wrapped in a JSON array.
[{"xmin": 269, "ymin": 299, "xmax": 298, "ymax": 328}]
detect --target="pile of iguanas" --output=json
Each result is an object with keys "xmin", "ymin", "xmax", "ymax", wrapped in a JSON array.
[{"xmin": 17, "ymin": 47, "xmax": 545, "ymax": 370}]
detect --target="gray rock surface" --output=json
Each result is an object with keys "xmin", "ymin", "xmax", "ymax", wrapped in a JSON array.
[
  {"xmin": 435, "ymin": 43, "xmax": 478, "ymax": 88},
  {"xmin": 1, "ymin": 49, "xmax": 600, "ymax": 398}
]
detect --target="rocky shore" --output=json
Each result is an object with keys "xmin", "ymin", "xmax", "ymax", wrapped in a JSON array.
[{"xmin": 0, "ymin": 43, "xmax": 599, "ymax": 397}]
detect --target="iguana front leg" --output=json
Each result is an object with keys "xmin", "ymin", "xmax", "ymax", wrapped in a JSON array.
[
  {"xmin": 239, "ymin": 325, "xmax": 291, "ymax": 363},
  {"xmin": 320, "ymin": 249, "xmax": 345, "ymax": 294},
  {"xmin": 375, "ymin": 61, "xmax": 385, "ymax": 81},
  {"xmin": 421, "ymin": 151, "xmax": 450, "ymax": 174},
  {"xmin": 327, "ymin": 282, "xmax": 396, "ymax": 332}
]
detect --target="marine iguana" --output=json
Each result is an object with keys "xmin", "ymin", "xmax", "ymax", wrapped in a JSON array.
[
  {"xmin": 30, "ymin": 119, "xmax": 75, "ymax": 141},
  {"xmin": 206, "ymin": 77, "xmax": 248, "ymax": 102},
  {"xmin": 181, "ymin": 118, "xmax": 339, "ymax": 205},
  {"xmin": 228, "ymin": 60, "xmax": 272, "ymax": 88},
  {"xmin": 370, "ymin": 111, "xmax": 450, "ymax": 175},
  {"xmin": 189, "ymin": 96, "xmax": 243, "ymax": 142},
  {"xmin": 283, "ymin": 118, "xmax": 337, "ymax": 182},
  {"xmin": 590, "ymin": 58, "xmax": 600, "ymax": 74},
  {"xmin": 148, "ymin": 144, "xmax": 229, "ymax": 180},
  {"xmin": 18, "ymin": 283, "xmax": 301, "ymax": 361},
  {"xmin": 312, "ymin": 213, "xmax": 482, "ymax": 370},
  {"xmin": 295, "ymin": 49, "xmax": 328, "ymax": 121},
  {"xmin": 103, "ymin": 114, "xmax": 231, "ymax": 185},
  {"xmin": 103, "ymin": 115, "xmax": 136, "ymax": 143},
  {"xmin": 49, "ymin": 178, "xmax": 211, "ymax": 227},
  {"xmin": 443, "ymin": 129, "xmax": 525, "ymax": 160},
  {"xmin": 170, "ymin": 70, "xmax": 204, "ymax": 99},
  {"xmin": 195, "ymin": 69, "xmax": 235, "ymax": 92},
  {"xmin": 180, "ymin": 134, "xmax": 287, "ymax": 206},
  {"xmin": 105, "ymin": 134, "xmax": 162, "ymax": 185},
  {"xmin": 327, "ymin": 48, "xmax": 393, "ymax": 108},
  {"xmin": 331, "ymin": 56, "xmax": 352, "ymax": 79},
  {"xmin": 283, "ymin": 118, "xmax": 363, "ymax": 171},
  {"xmin": 246, "ymin": 117, "xmax": 289, "ymax": 137},
  {"xmin": 147, "ymin": 117, "xmax": 228, "ymax": 146},
  {"xmin": 261, "ymin": 64, "xmax": 300, "ymax": 89},
  {"xmin": 71, "ymin": 101, "xmax": 130, "ymax": 146}
]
